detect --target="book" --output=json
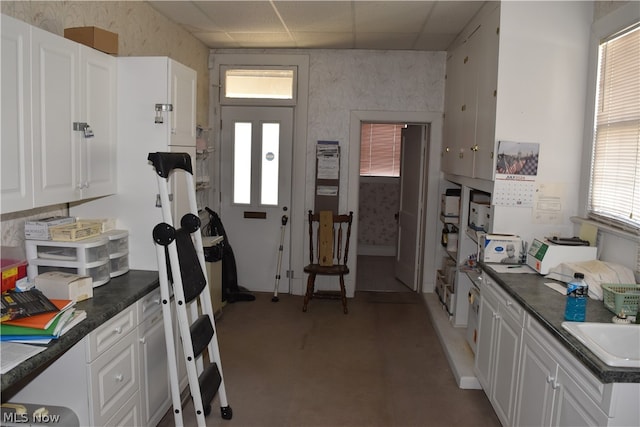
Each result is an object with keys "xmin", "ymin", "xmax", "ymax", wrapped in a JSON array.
[
  {"xmin": 0, "ymin": 309, "xmax": 86, "ymax": 344},
  {"xmin": 1, "ymin": 299, "xmax": 74, "ymax": 330},
  {"xmin": 0, "ymin": 308, "xmax": 75, "ymax": 337},
  {"xmin": 0, "ymin": 289, "xmax": 59, "ymax": 322}
]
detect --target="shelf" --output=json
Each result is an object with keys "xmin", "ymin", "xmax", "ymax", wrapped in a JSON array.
[{"xmin": 440, "ymin": 213, "xmax": 460, "ymax": 224}]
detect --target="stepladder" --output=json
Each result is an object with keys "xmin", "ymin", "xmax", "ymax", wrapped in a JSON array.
[{"xmin": 148, "ymin": 152, "xmax": 232, "ymax": 426}]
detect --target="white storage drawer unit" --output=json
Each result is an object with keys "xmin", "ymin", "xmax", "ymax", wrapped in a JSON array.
[{"xmin": 26, "ymin": 236, "xmax": 111, "ymax": 287}]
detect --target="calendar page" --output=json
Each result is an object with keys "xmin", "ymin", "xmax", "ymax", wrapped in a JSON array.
[
  {"xmin": 493, "ymin": 141, "xmax": 539, "ymax": 208},
  {"xmin": 493, "ymin": 178, "xmax": 536, "ymax": 207}
]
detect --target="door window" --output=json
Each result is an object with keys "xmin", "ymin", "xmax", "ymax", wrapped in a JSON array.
[
  {"xmin": 261, "ymin": 123, "xmax": 280, "ymax": 205},
  {"xmin": 232, "ymin": 121, "xmax": 282, "ymax": 206}
]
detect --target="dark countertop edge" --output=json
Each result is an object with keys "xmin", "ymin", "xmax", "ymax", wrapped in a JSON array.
[
  {"xmin": 1, "ymin": 270, "xmax": 159, "ymax": 400},
  {"xmin": 480, "ymin": 263, "xmax": 640, "ymax": 384}
]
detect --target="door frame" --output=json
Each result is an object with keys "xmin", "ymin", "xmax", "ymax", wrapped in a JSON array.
[
  {"xmin": 349, "ymin": 111, "xmax": 443, "ymax": 294},
  {"xmin": 210, "ymin": 53, "xmax": 309, "ymax": 296}
]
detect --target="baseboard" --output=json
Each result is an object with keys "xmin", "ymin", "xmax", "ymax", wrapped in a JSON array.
[
  {"xmin": 357, "ymin": 245, "xmax": 396, "ymax": 256},
  {"xmin": 423, "ymin": 293, "xmax": 482, "ymax": 390}
]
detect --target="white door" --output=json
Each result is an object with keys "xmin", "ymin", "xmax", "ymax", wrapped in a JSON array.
[
  {"xmin": 220, "ymin": 106, "xmax": 293, "ymax": 293},
  {"xmin": 394, "ymin": 125, "xmax": 427, "ymax": 290}
]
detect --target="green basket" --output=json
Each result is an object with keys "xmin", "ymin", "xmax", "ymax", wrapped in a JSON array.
[{"xmin": 602, "ymin": 283, "xmax": 640, "ymax": 315}]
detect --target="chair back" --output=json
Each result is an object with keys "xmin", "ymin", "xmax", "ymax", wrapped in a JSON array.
[{"xmin": 307, "ymin": 210, "xmax": 353, "ymax": 267}]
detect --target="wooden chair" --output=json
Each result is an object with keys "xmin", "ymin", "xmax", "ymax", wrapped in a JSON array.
[{"xmin": 303, "ymin": 210, "xmax": 353, "ymax": 314}]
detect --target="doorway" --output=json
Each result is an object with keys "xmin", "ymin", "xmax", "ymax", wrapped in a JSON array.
[
  {"xmin": 348, "ymin": 110, "xmax": 442, "ymax": 297},
  {"xmin": 356, "ymin": 122, "xmax": 428, "ymax": 293}
]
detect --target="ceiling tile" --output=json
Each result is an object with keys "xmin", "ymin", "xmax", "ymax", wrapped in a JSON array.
[
  {"xmin": 293, "ymin": 32, "xmax": 355, "ymax": 49},
  {"xmin": 275, "ymin": 1, "xmax": 353, "ymax": 32},
  {"xmin": 354, "ymin": 1, "xmax": 434, "ymax": 33},
  {"xmin": 197, "ymin": 1, "xmax": 286, "ymax": 33}
]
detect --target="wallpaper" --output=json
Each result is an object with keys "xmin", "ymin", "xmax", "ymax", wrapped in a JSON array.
[{"xmin": 358, "ymin": 180, "xmax": 400, "ymax": 249}]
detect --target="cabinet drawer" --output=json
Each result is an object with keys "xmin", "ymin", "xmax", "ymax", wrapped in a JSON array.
[
  {"xmin": 88, "ymin": 329, "xmax": 139, "ymax": 426},
  {"xmin": 484, "ymin": 273, "xmax": 524, "ymax": 326},
  {"xmin": 138, "ymin": 287, "xmax": 162, "ymax": 323},
  {"xmin": 88, "ymin": 303, "xmax": 137, "ymax": 360},
  {"xmin": 104, "ymin": 391, "xmax": 141, "ymax": 427}
]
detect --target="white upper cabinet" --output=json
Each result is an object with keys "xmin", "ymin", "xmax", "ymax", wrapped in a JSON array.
[
  {"xmin": 79, "ymin": 45, "xmax": 117, "ymax": 199},
  {"xmin": 1, "ymin": 15, "xmax": 33, "ymax": 213},
  {"xmin": 31, "ymin": 25, "xmax": 80, "ymax": 206},
  {"xmin": 0, "ymin": 14, "xmax": 116, "ymax": 213},
  {"xmin": 169, "ymin": 60, "xmax": 197, "ymax": 147},
  {"xmin": 442, "ymin": 3, "xmax": 499, "ymax": 180}
]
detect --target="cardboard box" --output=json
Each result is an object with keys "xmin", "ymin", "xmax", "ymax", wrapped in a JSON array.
[
  {"xmin": 479, "ymin": 234, "xmax": 522, "ymax": 264},
  {"xmin": 64, "ymin": 27, "xmax": 118, "ymax": 55},
  {"xmin": 441, "ymin": 194, "xmax": 460, "ymax": 217},
  {"xmin": 25, "ymin": 217, "xmax": 76, "ymax": 240},
  {"xmin": 469, "ymin": 201, "xmax": 491, "ymax": 231},
  {"xmin": 35, "ymin": 271, "xmax": 93, "ymax": 302}
]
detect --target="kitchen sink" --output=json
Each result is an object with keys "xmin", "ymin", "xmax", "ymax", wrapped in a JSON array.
[{"xmin": 561, "ymin": 322, "xmax": 640, "ymax": 368}]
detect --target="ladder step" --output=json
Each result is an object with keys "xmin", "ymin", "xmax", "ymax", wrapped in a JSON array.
[
  {"xmin": 175, "ymin": 228, "xmax": 206, "ymax": 302},
  {"xmin": 190, "ymin": 315, "xmax": 214, "ymax": 357},
  {"xmin": 198, "ymin": 363, "xmax": 222, "ymax": 409}
]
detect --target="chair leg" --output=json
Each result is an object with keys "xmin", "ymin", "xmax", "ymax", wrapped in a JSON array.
[
  {"xmin": 302, "ymin": 273, "xmax": 316, "ymax": 312},
  {"xmin": 339, "ymin": 274, "xmax": 348, "ymax": 314}
]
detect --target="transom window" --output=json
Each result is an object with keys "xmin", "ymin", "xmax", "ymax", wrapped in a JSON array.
[{"xmin": 222, "ymin": 67, "xmax": 296, "ymax": 104}]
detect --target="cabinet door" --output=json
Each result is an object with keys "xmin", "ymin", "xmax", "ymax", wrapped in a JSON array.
[
  {"xmin": 138, "ymin": 309, "xmax": 171, "ymax": 427},
  {"xmin": 552, "ymin": 365, "xmax": 609, "ymax": 427},
  {"xmin": 79, "ymin": 45, "xmax": 117, "ymax": 199},
  {"xmin": 1, "ymin": 15, "xmax": 33, "ymax": 213},
  {"xmin": 475, "ymin": 285, "xmax": 498, "ymax": 391},
  {"xmin": 31, "ymin": 26, "xmax": 80, "ymax": 206},
  {"xmin": 473, "ymin": 5, "xmax": 500, "ymax": 180},
  {"xmin": 169, "ymin": 60, "xmax": 196, "ymax": 147},
  {"xmin": 457, "ymin": 26, "xmax": 480, "ymax": 176},
  {"xmin": 515, "ymin": 330, "xmax": 557, "ymax": 426},
  {"xmin": 491, "ymin": 307, "xmax": 522, "ymax": 426},
  {"xmin": 442, "ymin": 49, "xmax": 462, "ymax": 174}
]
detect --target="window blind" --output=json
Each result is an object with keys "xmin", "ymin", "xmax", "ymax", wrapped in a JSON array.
[
  {"xmin": 360, "ymin": 123, "xmax": 403, "ymax": 177},
  {"xmin": 589, "ymin": 24, "xmax": 640, "ymax": 232}
]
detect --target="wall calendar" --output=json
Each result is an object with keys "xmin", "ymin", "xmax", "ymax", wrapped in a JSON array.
[{"xmin": 493, "ymin": 141, "xmax": 540, "ymax": 208}]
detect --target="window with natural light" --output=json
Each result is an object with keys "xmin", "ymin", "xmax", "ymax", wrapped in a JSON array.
[
  {"xmin": 589, "ymin": 23, "xmax": 640, "ymax": 231},
  {"xmin": 224, "ymin": 68, "xmax": 294, "ymax": 99},
  {"xmin": 360, "ymin": 123, "xmax": 403, "ymax": 177},
  {"xmin": 233, "ymin": 122, "xmax": 252, "ymax": 204}
]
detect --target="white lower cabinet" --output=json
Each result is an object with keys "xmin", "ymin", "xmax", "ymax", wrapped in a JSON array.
[
  {"xmin": 138, "ymin": 288, "xmax": 171, "ymax": 427},
  {"xmin": 515, "ymin": 315, "xmax": 640, "ymax": 427},
  {"xmin": 474, "ymin": 273, "xmax": 524, "ymax": 426},
  {"xmin": 8, "ymin": 289, "xmax": 174, "ymax": 427},
  {"xmin": 476, "ymin": 273, "xmax": 640, "ymax": 427}
]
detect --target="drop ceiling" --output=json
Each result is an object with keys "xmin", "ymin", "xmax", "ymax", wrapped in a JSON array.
[{"xmin": 147, "ymin": 1, "xmax": 486, "ymax": 51}]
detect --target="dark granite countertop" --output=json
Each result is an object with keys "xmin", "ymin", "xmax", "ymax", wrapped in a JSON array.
[
  {"xmin": 1, "ymin": 270, "xmax": 159, "ymax": 400},
  {"xmin": 481, "ymin": 263, "xmax": 640, "ymax": 384}
]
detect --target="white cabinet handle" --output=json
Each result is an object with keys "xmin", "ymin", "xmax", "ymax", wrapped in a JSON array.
[
  {"xmin": 546, "ymin": 375, "xmax": 554, "ymax": 383},
  {"xmin": 139, "ymin": 337, "xmax": 146, "ymax": 344},
  {"xmin": 114, "ymin": 374, "xmax": 123, "ymax": 382},
  {"xmin": 113, "ymin": 326, "xmax": 122, "ymax": 334}
]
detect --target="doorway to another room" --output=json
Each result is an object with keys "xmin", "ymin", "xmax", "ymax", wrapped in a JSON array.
[{"xmin": 356, "ymin": 122, "xmax": 427, "ymax": 293}]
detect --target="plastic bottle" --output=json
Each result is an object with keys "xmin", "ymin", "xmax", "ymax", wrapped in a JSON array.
[{"xmin": 564, "ymin": 273, "xmax": 588, "ymax": 321}]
